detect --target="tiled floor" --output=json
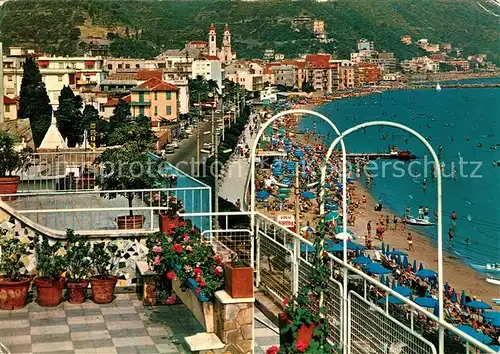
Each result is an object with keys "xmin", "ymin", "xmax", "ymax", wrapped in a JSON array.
[{"xmin": 0, "ymin": 293, "xmax": 279, "ymax": 354}]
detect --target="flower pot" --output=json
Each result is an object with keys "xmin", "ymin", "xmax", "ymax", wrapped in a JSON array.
[
  {"xmin": 116, "ymin": 215, "xmax": 145, "ymax": 230},
  {"xmin": 0, "ymin": 176, "xmax": 20, "ymax": 201},
  {"xmin": 0, "ymin": 276, "xmax": 32, "ymax": 310},
  {"xmin": 66, "ymin": 280, "xmax": 89, "ymax": 304},
  {"xmin": 90, "ymin": 276, "xmax": 117, "ymax": 304},
  {"xmin": 224, "ymin": 263, "xmax": 254, "ymax": 298},
  {"xmin": 159, "ymin": 213, "xmax": 179, "ymax": 233},
  {"xmin": 35, "ymin": 277, "xmax": 65, "ymax": 307}
]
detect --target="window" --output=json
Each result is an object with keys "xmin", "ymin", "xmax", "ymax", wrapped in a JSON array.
[
  {"xmin": 5, "ymin": 105, "xmax": 10, "ymax": 113},
  {"xmin": 154, "ymin": 106, "xmax": 158, "ymax": 116},
  {"xmin": 125, "ymin": 64, "xmax": 130, "ymax": 69},
  {"xmin": 118, "ymin": 64, "xmax": 123, "ymax": 69},
  {"xmin": 135, "ymin": 64, "xmax": 140, "ymax": 68},
  {"xmin": 99, "ymin": 104, "xmax": 105, "ymax": 113},
  {"xmin": 107, "ymin": 64, "xmax": 113, "ymax": 70},
  {"xmin": 166, "ymin": 105, "xmax": 172, "ymax": 115},
  {"xmin": 166, "ymin": 92, "xmax": 171, "ymax": 100},
  {"xmin": 154, "ymin": 92, "xmax": 158, "ymax": 100},
  {"xmin": 58, "ymin": 75, "xmax": 63, "ymax": 82},
  {"xmin": 7, "ymin": 75, "xmax": 12, "ymax": 81}
]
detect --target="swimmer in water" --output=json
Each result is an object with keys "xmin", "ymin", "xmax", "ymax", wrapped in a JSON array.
[
  {"xmin": 477, "ymin": 143, "xmax": 483, "ymax": 148},
  {"xmin": 452, "ymin": 166, "xmax": 456, "ymax": 179},
  {"xmin": 423, "ymin": 178, "xmax": 427, "ymax": 189}
]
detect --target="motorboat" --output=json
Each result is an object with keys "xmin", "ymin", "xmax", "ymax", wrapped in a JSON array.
[
  {"xmin": 403, "ymin": 216, "xmax": 435, "ymax": 226},
  {"xmin": 486, "ymin": 276, "xmax": 500, "ymax": 286},
  {"xmin": 471, "ymin": 263, "xmax": 500, "ymax": 273}
]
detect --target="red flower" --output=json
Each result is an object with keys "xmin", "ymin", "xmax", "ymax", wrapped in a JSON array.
[
  {"xmin": 169, "ymin": 223, "xmax": 175, "ymax": 231},
  {"xmin": 266, "ymin": 346, "xmax": 280, "ymax": 354},
  {"xmin": 193, "ymin": 268, "xmax": 202, "ymax": 275},
  {"xmin": 296, "ymin": 339, "xmax": 308, "ymax": 352},
  {"xmin": 279, "ymin": 313, "xmax": 288, "ymax": 321},
  {"xmin": 166, "ymin": 295, "xmax": 176, "ymax": 304},
  {"xmin": 214, "ymin": 266, "xmax": 223, "ymax": 275},
  {"xmin": 195, "ymin": 287, "xmax": 201, "ymax": 294},
  {"xmin": 179, "ymin": 221, "xmax": 185, "ymax": 227},
  {"xmin": 172, "ymin": 244, "xmax": 182, "ymax": 254},
  {"xmin": 190, "ymin": 228, "xmax": 196, "ymax": 234},
  {"xmin": 200, "ymin": 279, "xmax": 206, "ymax": 287},
  {"xmin": 166, "ymin": 271, "xmax": 176, "ymax": 280},
  {"xmin": 282, "ymin": 298, "xmax": 289, "ymax": 307},
  {"xmin": 213, "ymin": 255, "xmax": 222, "ymax": 265}
]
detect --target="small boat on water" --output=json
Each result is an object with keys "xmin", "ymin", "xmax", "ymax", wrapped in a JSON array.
[
  {"xmin": 471, "ymin": 263, "xmax": 500, "ymax": 273},
  {"xmin": 436, "ymin": 83, "xmax": 442, "ymax": 91},
  {"xmin": 486, "ymin": 277, "xmax": 500, "ymax": 286},
  {"xmin": 403, "ymin": 216, "xmax": 435, "ymax": 226}
]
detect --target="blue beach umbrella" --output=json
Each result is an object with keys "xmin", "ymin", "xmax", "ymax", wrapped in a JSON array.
[
  {"xmin": 488, "ymin": 345, "xmax": 500, "ymax": 353},
  {"xmin": 301, "ymin": 191, "xmax": 315, "ymax": 200},
  {"xmin": 304, "ymin": 145, "xmax": 312, "ymax": 151},
  {"xmin": 353, "ymin": 256, "xmax": 372, "ymax": 265},
  {"xmin": 412, "ymin": 259, "xmax": 417, "ymax": 271},
  {"xmin": 365, "ymin": 263, "xmax": 392, "ymax": 275},
  {"xmin": 300, "ymin": 243, "xmax": 316, "ymax": 253},
  {"xmin": 455, "ymin": 325, "xmax": 493, "ymax": 345},
  {"xmin": 445, "ymin": 281, "xmax": 449, "ymax": 295},
  {"xmin": 377, "ymin": 296, "xmax": 405, "ymax": 305},
  {"xmin": 419, "ymin": 263, "xmax": 424, "ymax": 271},
  {"xmin": 393, "ymin": 286, "xmax": 413, "ymax": 297},
  {"xmin": 380, "ymin": 275, "xmax": 386, "ymax": 284},
  {"xmin": 482, "ymin": 312, "xmax": 500, "ymax": 327},
  {"xmin": 451, "ymin": 289, "xmax": 457, "ymax": 303},
  {"xmin": 256, "ymin": 190, "xmax": 270, "ymax": 200},
  {"xmin": 386, "ymin": 244, "xmax": 391, "ymax": 253},
  {"xmin": 415, "ymin": 269, "xmax": 437, "ymax": 279},
  {"xmin": 466, "ymin": 301, "xmax": 492, "ymax": 310},
  {"xmin": 326, "ymin": 243, "xmax": 343, "ymax": 253},
  {"xmin": 386, "ymin": 250, "xmax": 407, "ymax": 257},
  {"xmin": 461, "ymin": 290, "xmax": 467, "ymax": 306},
  {"xmin": 402, "ymin": 256, "xmax": 409, "ymax": 269},
  {"xmin": 414, "ymin": 297, "xmax": 438, "ymax": 308},
  {"xmin": 294, "ymin": 150, "xmax": 304, "ymax": 157},
  {"xmin": 324, "ymin": 211, "xmax": 339, "ymax": 221},
  {"xmin": 433, "ymin": 302, "xmax": 440, "ymax": 317}
]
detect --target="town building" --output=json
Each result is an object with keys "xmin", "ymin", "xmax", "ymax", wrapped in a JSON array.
[
  {"xmin": 263, "ymin": 49, "xmax": 275, "ymax": 61},
  {"xmin": 358, "ymin": 63, "xmax": 381, "ymax": 85},
  {"xmin": 80, "ymin": 37, "xmax": 111, "ymax": 57},
  {"xmin": 304, "ymin": 54, "xmax": 337, "ymax": 92},
  {"xmin": 104, "ymin": 58, "xmax": 159, "ymax": 73},
  {"xmin": 445, "ymin": 59, "xmax": 470, "ymax": 71},
  {"xmin": 313, "ymin": 20, "xmax": 325, "ymax": 34},
  {"xmin": 3, "ymin": 96, "xmax": 18, "ymax": 121},
  {"xmin": 271, "ymin": 65, "xmax": 297, "ymax": 88},
  {"xmin": 370, "ymin": 52, "xmax": 397, "ymax": 73},
  {"xmin": 130, "ymin": 77, "xmax": 179, "ymax": 128},
  {"xmin": 442, "ymin": 43, "xmax": 452, "ymax": 52},
  {"xmin": 400, "ymin": 35, "xmax": 412, "ymax": 45},
  {"xmin": 225, "ymin": 60, "xmax": 264, "ymax": 91},
  {"xmin": 274, "ymin": 53, "xmax": 285, "ymax": 61},
  {"xmin": 262, "ymin": 67, "xmax": 275, "ymax": 86},
  {"xmin": 207, "ymin": 23, "xmax": 234, "ymax": 64},
  {"xmin": 338, "ymin": 61, "xmax": 358, "ymax": 89},
  {"xmin": 350, "ymin": 50, "xmax": 376, "ymax": 64},
  {"xmin": 191, "ymin": 56, "xmax": 224, "ymax": 94},
  {"xmin": 357, "ymin": 39, "xmax": 375, "ymax": 51},
  {"xmin": 400, "ymin": 56, "xmax": 439, "ymax": 73}
]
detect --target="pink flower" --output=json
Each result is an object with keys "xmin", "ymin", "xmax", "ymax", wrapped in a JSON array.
[
  {"xmin": 154, "ymin": 255, "xmax": 161, "ymax": 265},
  {"xmin": 166, "ymin": 271, "xmax": 176, "ymax": 280},
  {"xmin": 282, "ymin": 298, "xmax": 289, "ymax": 307},
  {"xmin": 200, "ymin": 279, "xmax": 206, "ymax": 287},
  {"xmin": 183, "ymin": 234, "xmax": 190, "ymax": 242},
  {"xmin": 190, "ymin": 228, "xmax": 196, "ymax": 234},
  {"xmin": 214, "ymin": 266, "xmax": 223, "ymax": 276},
  {"xmin": 185, "ymin": 245, "xmax": 192, "ymax": 252},
  {"xmin": 195, "ymin": 287, "xmax": 201, "ymax": 294},
  {"xmin": 266, "ymin": 346, "xmax": 280, "ymax": 354},
  {"xmin": 193, "ymin": 268, "xmax": 202, "ymax": 276},
  {"xmin": 296, "ymin": 339, "xmax": 308, "ymax": 352},
  {"xmin": 184, "ymin": 265, "xmax": 192, "ymax": 272},
  {"xmin": 172, "ymin": 244, "xmax": 182, "ymax": 254},
  {"xmin": 152, "ymin": 246, "xmax": 162, "ymax": 253},
  {"xmin": 166, "ymin": 295, "xmax": 176, "ymax": 305},
  {"xmin": 154, "ymin": 194, "xmax": 160, "ymax": 201},
  {"xmin": 213, "ymin": 255, "xmax": 222, "ymax": 265},
  {"xmin": 179, "ymin": 221, "xmax": 185, "ymax": 227}
]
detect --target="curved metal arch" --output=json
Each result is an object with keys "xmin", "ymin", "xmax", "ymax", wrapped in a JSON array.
[{"xmin": 321, "ymin": 120, "xmax": 445, "ymax": 354}]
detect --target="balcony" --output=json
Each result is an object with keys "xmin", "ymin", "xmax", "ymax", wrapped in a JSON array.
[{"xmin": 130, "ymin": 101, "xmax": 151, "ymax": 106}]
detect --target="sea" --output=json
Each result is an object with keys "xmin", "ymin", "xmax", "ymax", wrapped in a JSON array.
[{"xmin": 300, "ymin": 79, "xmax": 500, "ymax": 270}]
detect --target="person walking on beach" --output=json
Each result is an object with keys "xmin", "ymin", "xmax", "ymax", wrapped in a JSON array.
[
  {"xmin": 393, "ymin": 215, "xmax": 398, "ymax": 230},
  {"xmin": 448, "ymin": 227, "xmax": 454, "ymax": 245},
  {"xmin": 367, "ymin": 221, "xmax": 372, "ymax": 237},
  {"xmin": 407, "ymin": 232, "xmax": 414, "ymax": 251},
  {"xmin": 385, "ymin": 215, "xmax": 390, "ymax": 227},
  {"xmin": 406, "ymin": 206, "xmax": 411, "ymax": 217},
  {"xmin": 401, "ymin": 215, "xmax": 407, "ymax": 231}
]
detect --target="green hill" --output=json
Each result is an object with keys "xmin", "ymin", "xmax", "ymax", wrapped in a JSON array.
[{"xmin": 1, "ymin": 0, "xmax": 499, "ymax": 64}]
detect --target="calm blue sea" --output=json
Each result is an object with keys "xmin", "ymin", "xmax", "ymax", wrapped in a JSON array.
[{"xmin": 300, "ymin": 84, "xmax": 500, "ymax": 268}]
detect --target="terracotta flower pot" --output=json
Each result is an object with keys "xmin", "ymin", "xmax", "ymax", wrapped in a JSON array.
[
  {"xmin": 116, "ymin": 215, "xmax": 145, "ymax": 230},
  {"xmin": 0, "ymin": 276, "xmax": 32, "ymax": 310},
  {"xmin": 159, "ymin": 213, "xmax": 179, "ymax": 233},
  {"xmin": 66, "ymin": 280, "xmax": 89, "ymax": 304},
  {"xmin": 0, "ymin": 176, "xmax": 20, "ymax": 201},
  {"xmin": 224, "ymin": 263, "xmax": 254, "ymax": 298},
  {"xmin": 35, "ymin": 277, "xmax": 65, "ymax": 307},
  {"xmin": 90, "ymin": 276, "xmax": 117, "ymax": 304}
]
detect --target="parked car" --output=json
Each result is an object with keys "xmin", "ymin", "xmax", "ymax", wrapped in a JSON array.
[
  {"xmin": 202, "ymin": 142, "xmax": 212, "ymax": 150},
  {"xmin": 171, "ymin": 139, "xmax": 180, "ymax": 149},
  {"xmin": 163, "ymin": 145, "xmax": 175, "ymax": 154}
]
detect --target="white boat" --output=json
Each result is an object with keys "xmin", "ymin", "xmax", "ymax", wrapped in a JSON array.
[
  {"xmin": 404, "ymin": 216, "xmax": 435, "ymax": 226},
  {"xmin": 471, "ymin": 263, "xmax": 500, "ymax": 273},
  {"xmin": 436, "ymin": 83, "xmax": 442, "ymax": 91},
  {"xmin": 486, "ymin": 277, "xmax": 500, "ymax": 286}
]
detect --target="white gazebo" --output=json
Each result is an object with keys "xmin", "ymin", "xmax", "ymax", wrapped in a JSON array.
[{"xmin": 39, "ymin": 113, "xmax": 67, "ymax": 150}]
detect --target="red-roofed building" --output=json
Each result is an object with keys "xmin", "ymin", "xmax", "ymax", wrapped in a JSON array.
[
  {"xmin": 3, "ymin": 96, "xmax": 18, "ymax": 121},
  {"xmin": 136, "ymin": 70, "xmax": 163, "ymax": 81},
  {"xmin": 358, "ymin": 63, "xmax": 381, "ymax": 85},
  {"xmin": 131, "ymin": 78, "xmax": 179, "ymax": 127},
  {"xmin": 304, "ymin": 54, "xmax": 336, "ymax": 91}
]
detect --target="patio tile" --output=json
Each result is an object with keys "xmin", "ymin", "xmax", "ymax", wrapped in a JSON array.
[
  {"xmin": 70, "ymin": 330, "xmax": 111, "ymax": 341},
  {"xmin": 101, "ymin": 306, "xmax": 137, "ymax": 315},
  {"xmin": 74, "ymin": 348, "xmax": 118, "ymax": 354},
  {"xmin": 29, "ymin": 317, "xmax": 68, "ymax": 327},
  {"xmin": 0, "ymin": 326, "xmax": 31, "ymax": 337},
  {"xmin": 65, "ymin": 308, "xmax": 102, "ymax": 317},
  {"xmin": 69, "ymin": 322, "xmax": 108, "ymax": 332},
  {"xmin": 67, "ymin": 315, "xmax": 105, "ymax": 325},
  {"xmin": 5, "ymin": 343, "xmax": 32, "ymax": 354},
  {"xmin": 102, "ymin": 313, "xmax": 142, "ymax": 322},
  {"xmin": 155, "ymin": 343, "xmax": 181, "ymax": 353},
  {"xmin": 30, "ymin": 324, "xmax": 70, "ymax": 335},
  {"xmin": 0, "ymin": 319, "xmax": 30, "ymax": 329},
  {"xmin": 31, "ymin": 341, "xmax": 74, "ymax": 353},
  {"xmin": 0, "ymin": 335, "xmax": 31, "ymax": 346},
  {"xmin": 108, "ymin": 327, "xmax": 149, "ymax": 338},
  {"xmin": 31, "ymin": 333, "xmax": 71, "ymax": 343},
  {"xmin": 112, "ymin": 336, "xmax": 154, "ymax": 347},
  {"xmin": 72, "ymin": 338, "xmax": 114, "ymax": 350},
  {"xmin": 28, "ymin": 309, "xmax": 66, "ymax": 320},
  {"xmin": 106, "ymin": 320, "xmax": 145, "ymax": 331}
]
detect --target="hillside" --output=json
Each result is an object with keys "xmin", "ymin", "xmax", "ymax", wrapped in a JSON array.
[{"xmin": 0, "ymin": 0, "xmax": 499, "ymax": 64}]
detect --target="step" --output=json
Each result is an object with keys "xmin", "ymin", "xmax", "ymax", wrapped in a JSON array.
[{"xmin": 184, "ymin": 333, "xmax": 225, "ymax": 352}]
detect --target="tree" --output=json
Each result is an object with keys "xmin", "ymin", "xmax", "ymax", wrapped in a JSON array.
[
  {"xmin": 108, "ymin": 114, "xmax": 157, "ymax": 151},
  {"xmin": 55, "ymin": 86, "xmax": 83, "ymax": 147},
  {"xmin": 302, "ymin": 80, "xmax": 315, "ymax": 93},
  {"xmin": 109, "ymin": 98, "xmax": 130, "ymax": 132},
  {"xmin": 81, "ymin": 105, "xmax": 108, "ymax": 147},
  {"xmin": 18, "ymin": 57, "xmax": 52, "ymax": 148}
]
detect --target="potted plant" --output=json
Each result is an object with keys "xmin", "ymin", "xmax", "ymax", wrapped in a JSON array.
[
  {"xmin": 0, "ymin": 231, "xmax": 33, "ymax": 310},
  {"xmin": 65, "ymin": 229, "xmax": 92, "ymax": 304},
  {"xmin": 0, "ymin": 131, "xmax": 30, "ymax": 200},
  {"xmin": 89, "ymin": 242, "xmax": 122, "ymax": 304},
  {"xmin": 34, "ymin": 236, "xmax": 67, "ymax": 307},
  {"xmin": 158, "ymin": 196, "xmax": 184, "ymax": 233},
  {"xmin": 224, "ymin": 254, "xmax": 254, "ymax": 299}
]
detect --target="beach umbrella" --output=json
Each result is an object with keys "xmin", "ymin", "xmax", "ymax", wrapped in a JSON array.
[
  {"xmin": 365, "ymin": 263, "xmax": 392, "ymax": 275},
  {"xmin": 381, "ymin": 242, "xmax": 385, "ymax": 252},
  {"xmin": 393, "ymin": 286, "xmax": 413, "ymax": 297},
  {"xmin": 412, "ymin": 259, "xmax": 417, "ymax": 271},
  {"xmin": 386, "ymin": 250, "xmax": 407, "ymax": 257},
  {"xmin": 418, "ymin": 263, "xmax": 424, "ymax": 271},
  {"xmin": 433, "ymin": 302, "xmax": 440, "ymax": 317},
  {"xmin": 402, "ymin": 256, "xmax": 409, "ymax": 269},
  {"xmin": 281, "ymin": 178, "xmax": 291, "ymax": 184},
  {"xmin": 461, "ymin": 290, "xmax": 467, "ymax": 306},
  {"xmin": 415, "ymin": 269, "xmax": 437, "ymax": 279},
  {"xmin": 386, "ymin": 244, "xmax": 391, "ymax": 253},
  {"xmin": 300, "ymin": 243, "xmax": 316, "ymax": 253},
  {"xmin": 256, "ymin": 190, "xmax": 270, "ymax": 200},
  {"xmin": 488, "ymin": 345, "xmax": 500, "ymax": 353},
  {"xmin": 304, "ymin": 145, "xmax": 312, "ymax": 151},
  {"xmin": 278, "ymin": 188, "xmax": 290, "ymax": 194},
  {"xmin": 273, "ymin": 169, "xmax": 283, "ymax": 176},
  {"xmin": 380, "ymin": 275, "xmax": 386, "ymax": 284},
  {"xmin": 414, "ymin": 297, "xmax": 438, "ymax": 308},
  {"xmin": 276, "ymin": 194, "xmax": 289, "ymax": 200},
  {"xmin": 346, "ymin": 241, "xmax": 365, "ymax": 251},
  {"xmin": 465, "ymin": 301, "xmax": 492, "ymax": 310},
  {"xmin": 450, "ymin": 289, "xmax": 457, "ymax": 303},
  {"xmin": 326, "ymin": 243, "xmax": 343, "ymax": 253},
  {"xmin": 455, "ymin": 325, "xmax": 493, "ymax": 345},
  {"xmin": 294, "ymin": 150, "xmax": 304, "ymax": 157},
  {"xmin": 301, "ymin": 225, "xmax": 314, "ymax": 233},
  {"xmin": 377, "ymin": 296, "xmax": 405, "ymax": 305},
  {"xmin": 324, "ymin": 211, "xmax": 339, "ymax": 221},
  {"xmin": 482, "ymin": 312, "xmax": 500, "ymax": 327},
  {"xmin": 301, "ymin": 191, "xmax": 315, "ymax": 200},
  {"xmin": 353, "ymin": 256, "xmax": 372, "ymax": 265}
]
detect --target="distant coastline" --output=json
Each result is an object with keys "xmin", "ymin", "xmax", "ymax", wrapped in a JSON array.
[{"xmin": 408, "ymin": 71, "xmax": 500, "ymax": 83}]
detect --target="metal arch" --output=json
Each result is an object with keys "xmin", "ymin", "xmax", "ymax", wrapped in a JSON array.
[
  {"xmin": 321, "ymin": 120, "xmax": 445, "ymax": 354},
  {"xmin": 249, "ymin": 108, "xmax": 347, "ymax": 245}
]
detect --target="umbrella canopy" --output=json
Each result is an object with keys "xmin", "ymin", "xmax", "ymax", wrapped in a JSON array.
[
  {"xmin": 365, "ymin": 263, "xmax": 392, "ymax": 275},
  {"xmin": 461, "ymin": 290, "xmax": 467, "ymax": 306},
  {"xmin": 300, "ymin": 243, "xmax": 316, "ymax": 253},
  {"xmin": 386, "ymin": 250, "xmax": 408, "ymax": 257},
  {"xmin": 393, "ymin": 286, "xmax": 413, "ymax": 297},
  {"xmin": 294, "ymin": 150, "xmax": 304, "ymax": 157},
  {"xmin": 488, "ymin": 345, "xmax": 500, "ymax": 353},
  {"xmin": 482, "ymin": 312, "xmax": 500, "ymax": 327},
  {"xmin": 257, "ymin": 190, "xmax": 270, "ymax": 200},
  {"xmin": 419, "ymin": 263, "xmax": 424, "ymax": 271},
  {"xmin": 276, "ymin": 194, "xmax": 289, "ymax": 200},
  {"xmin": 278, "ymin": 188, "xmax": 290, "ymax": 194},
  {"xmin": 455, "ymin": 325, "xmax": 493, "ymax": 345},
  {"xmin": 377, "ymin": 296, "xmax": 405, "ymax": 305},
  {"xmin": 450, "ymin": 289, "xmax": 457, "ymax": 303},
  {"xmin": 415, "ymin": 269, "xmax": 437, "ymax": 279},
  {"xmin": 414, "ymin": 297, "xmax": 438, "ymax": 308},
  {"xmin": 301, "ymin": 225, "xmax": 314, "ymax": 232},
  {"xmin": 301, "ymin": 191, "xmax": 315, "ymax": 200},
  {"xmin": 325, "ymin": 243, "xmax": 343, "ymax": 253},
  {"xmin": 465, "ymin": 301, "xmax": 492, "ymax": 310},
  {"xmin": 412, "ymin": 259, "xmax": 417, "ymax": 271},
  {"xmin": 324, "ymin": 211, "xmax": 340, "ymax": 221},
  {"xmin": 402, "ymin": 256, "xmax": 409, "ymax": 268},
  {"xmin": 353, "ymin": 256, "xmax": 372, "ymax": 265}
]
